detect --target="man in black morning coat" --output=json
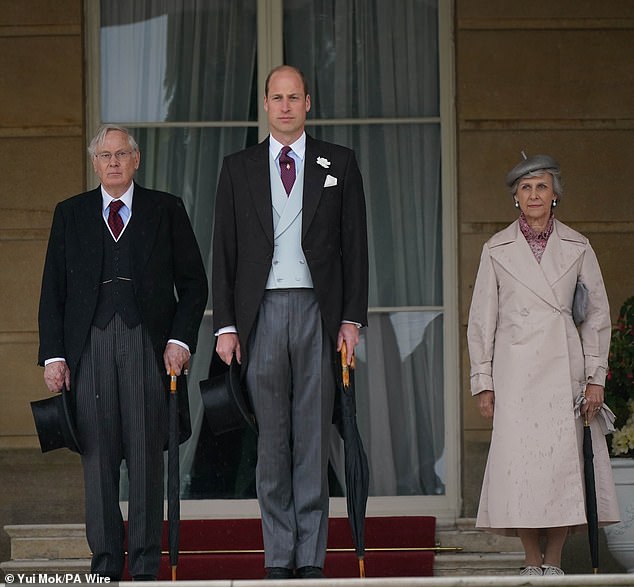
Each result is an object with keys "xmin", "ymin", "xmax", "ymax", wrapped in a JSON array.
[
  {"xmin": 212, "ymin": 65, "xmax": 368, "ymax": 580},
  {"xmin": 38, "ymin": 124, "xmax": 208, "ymax": 581}
]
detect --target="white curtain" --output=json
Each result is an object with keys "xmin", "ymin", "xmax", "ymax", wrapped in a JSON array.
[
  {"xmin": 284, "ymin": 0, "xmax": 444, "ymax": 495},
  {"xmin": 100, "ymin": 0, "xmax": 443, "ymax": 498},
  {"xmin": 100, "ymin": 0, "xmax": 258, "ymax": 497}
]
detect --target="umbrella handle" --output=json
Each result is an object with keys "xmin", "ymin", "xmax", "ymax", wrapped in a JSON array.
[
  {"xmin": 340, "ymin": 342, "xmax": 356, "ymax": 388},
  {"xmin": 170, "ymin": 369, "xmax": 177, "ymax": 394},
  {"xmin": 341, "ymin": 342, "xmax": 349, "ymax": 387}
]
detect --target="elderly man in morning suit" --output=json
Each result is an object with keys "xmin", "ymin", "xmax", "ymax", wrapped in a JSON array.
[
  {"xmin": 38, "ymin": 125, "xmax": 208, "ymax": 581},
  {"xmin": 212, "ymin": 65, "xmax": 368, "ymax": 580}
]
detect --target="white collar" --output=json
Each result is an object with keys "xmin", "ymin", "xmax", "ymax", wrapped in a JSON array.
[
  {"xmin": 269, "ymin": 132, "xmax": 306, "ymax": 161},
  {"xmin": 101, "ymin": 183, "xmax": 134, "ymax": 212}
]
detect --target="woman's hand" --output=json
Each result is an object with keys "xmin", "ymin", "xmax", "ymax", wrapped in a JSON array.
[
  {"xmin": 583, "ymin": 383, "xmax": 605, "ymax": 422},
  {"xmin": 477, "ymin": 390, "xmax": 495, "ymax": 419}
]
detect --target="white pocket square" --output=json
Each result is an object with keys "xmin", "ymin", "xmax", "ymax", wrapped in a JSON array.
[{"xmin": 324, "ymin": 174, "xmax": 338, "ymax": 188}]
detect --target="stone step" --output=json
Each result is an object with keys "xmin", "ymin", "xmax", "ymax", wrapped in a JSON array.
[
  {"xmin": 4, "ymin": 524, "xmax": 90, "ymax": 560},
  {"xmin": 1, "ymin": 558, "xmax": 90, "ymax": 576},
  {"xmin": 6, "ymin": 519, "xmax": 519, "ymax": 559},
  {"xmin": 434, "ymin": 552, "xmax": 524, "ymax": 576},
  {"xmin": 433, "ymin": 518, "xmax": 524, "ymax": 575},
  {"xmin": 1, "ymin": 519, "xmax": 526, "ymax": 579},
  {"xmin": 436, "ymin": 518, "xmax": 523, "ymax": 554},
  {"xmin": 3, "ymin": 556, "xmax": 524, "ymax": 581}
]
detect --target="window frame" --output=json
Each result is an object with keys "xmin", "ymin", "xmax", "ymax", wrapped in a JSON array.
[{"xmin": 84, "ymin": 0, "xmax": 460, "ymax": 526}]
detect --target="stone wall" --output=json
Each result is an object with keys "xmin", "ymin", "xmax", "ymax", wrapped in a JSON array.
[{"xmin": 1, "ymin": 1, "xmax": 633, "ymax": 574}]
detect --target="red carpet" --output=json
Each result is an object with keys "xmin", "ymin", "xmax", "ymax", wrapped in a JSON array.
[{"xmin": 124, "ymin": 516, "xmax": 435, "ymax": 580}]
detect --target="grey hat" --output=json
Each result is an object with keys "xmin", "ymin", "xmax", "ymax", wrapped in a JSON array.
[{"xmin": 505, "ymin": 154, "xmax": 560, "ymax": 187}]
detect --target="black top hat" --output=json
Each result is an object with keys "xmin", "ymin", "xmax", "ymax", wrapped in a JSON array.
[
  {"xmin": 31, "ymin": 387, "xmax": 82, "ymax": 454},
  {"xmin": 199, "ymin": 356, "xmax": 257, "ymax": 435}
]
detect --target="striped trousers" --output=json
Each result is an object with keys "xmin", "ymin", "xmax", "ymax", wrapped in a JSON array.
[
  {"xmin": 75, "ymin": 314, "xmax": 168, "ymax": 580},
  {"xmin": 246, "ymin": 289, "xmax": 335, "ymax": 569}
]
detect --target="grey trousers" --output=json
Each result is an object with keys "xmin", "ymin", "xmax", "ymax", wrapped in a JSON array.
[
  {"xmin": 75, "ymin": 314, "xmax": 168, "ymax": 579},
  {"xmin": 246, "ymin": 289, "xmax": 335, "ymax": 569}
]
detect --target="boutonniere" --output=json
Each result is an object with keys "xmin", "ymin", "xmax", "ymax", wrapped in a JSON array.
[{"xmin": 316, "ymin": 156, "xmax": 331, "ymax": 169}]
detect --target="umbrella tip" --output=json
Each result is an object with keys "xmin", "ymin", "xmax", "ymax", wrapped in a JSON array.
[{"xmin": 171, "ymin": 566, "xmax": 177, "ymax": 581}]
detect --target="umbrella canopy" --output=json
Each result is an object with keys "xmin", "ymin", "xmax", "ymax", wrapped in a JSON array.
[
  {"xmin": 168, "ymin": 371, "xmax": 180, "ymax": 581},
  {"xmin": 583, "ymin": 414, "xmax": 599, "ymax": 573},
  {"xmin": 334, "ymin": 341, "xmax": 370, "ymax": 577}
]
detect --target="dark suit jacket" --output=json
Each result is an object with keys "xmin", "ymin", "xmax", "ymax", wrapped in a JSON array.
[
  {"xmin": 212, "ymin": 134, "xmax": 368, "ymax": 360},
  {"xmin": 38, "ymin": 183, "xmax": 208, "ymax": 440}
]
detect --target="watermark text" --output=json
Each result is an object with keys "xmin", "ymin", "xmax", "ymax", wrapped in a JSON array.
[{"xmin": 5, "ymin": 573, "xmax": 111, "ymax": 584}]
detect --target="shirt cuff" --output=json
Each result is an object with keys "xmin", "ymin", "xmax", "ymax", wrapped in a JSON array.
[
  {"xmin": 168, "ymin": 339, "xmax": 190, "ymax": 353},
  {"xmin": 215, "ymin": 325, "xmax": 238, "ymax": 336},
  {"xmin": 44, "ymin": 358, "xmax": 66, "ymax": 366},
  {"xmin": 342, "ymin": 320, "xmax": 362, "ymax": 328}
]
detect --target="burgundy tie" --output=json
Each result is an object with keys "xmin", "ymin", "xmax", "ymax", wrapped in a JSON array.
[
  {"xmin": 108, "ymin": 199, "xmax": 124, "ymax": 239},
  {"xmin": 279, "ymin": 146, "xmax": 296, "ymax": 195}
]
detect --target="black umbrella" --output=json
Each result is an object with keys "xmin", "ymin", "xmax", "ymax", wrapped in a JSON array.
[
  {"xmin": 168, "ymin": 370, "xmax": 180, "ymax": 581},
  {"xmin": 583, "ymin": 413, "xmax": 599, "ymax": 573},
  {"xmin": 334, "ymin": 341, "xmax": 370, "ymax": 577}
]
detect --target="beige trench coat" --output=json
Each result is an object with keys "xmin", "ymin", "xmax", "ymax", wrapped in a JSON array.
[{"xmin": 468, "ymin": 218, "xmax": 619, "ymax": 535}]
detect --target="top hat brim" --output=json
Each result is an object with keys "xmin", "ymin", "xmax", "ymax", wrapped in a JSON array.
[
  {"xmin": 227, "ymin": 359, "xmax": 257, "ymax": 434},
  {"xmin": 31, "ymin": 388, "xmax": 82, "ymax": 454}
]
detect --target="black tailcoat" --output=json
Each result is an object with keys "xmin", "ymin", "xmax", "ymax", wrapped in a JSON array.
[
  {"xmin": 212, "ymin": 135, "xmax": 368, "ymax": 360},
  {"xmin": 38, "ymin": 183, "xmax": 208, "ymax": 440}
]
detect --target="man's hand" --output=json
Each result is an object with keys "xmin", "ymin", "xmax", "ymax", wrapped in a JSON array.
[
  {"xmin": 477, "ymin": 390, "xmax": 495, "ymax": 419},
  {"xmin": 163, "ymin": 342, "xmax": 191, "ymax": 376},
  {"xmin": 44, "ymin": 361, "xmax": 70, "ymax": 393},
  {"xmin": 337, "ymin": 323, "xmax": 360, "ymax": 365},
  {"xmin": 216, "ymin": 332, "xmax": 241, "ymax": 365}
]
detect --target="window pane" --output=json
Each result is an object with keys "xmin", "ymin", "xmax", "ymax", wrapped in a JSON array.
[
  {"xmin": 341, "ymin": 311, "xmax": 445, "ymax": 496},
  {"xmin": 100, "ymin": 0, "xmax": 448, "ymax": 503},
  {"xmin": 310, "ymin": 124, "xmax": 442, "ymax": 307},
  {"xmin": 183, "ymin": 311, "xmax": 446, "ymax": 499},
  {"xmin": 185, "ymin": 310, "xmax": 258, "ymax": 500},
  {"xmin": 100, "ymin": 1, "xmax": 257, "ymax": 123},
  {"xmin": 134, "ymin": 126, "xmax": 257, "ymax": 258},
  {"xmin": 284, "ymin": 0, "xmax": 439, "ymax": 119}
]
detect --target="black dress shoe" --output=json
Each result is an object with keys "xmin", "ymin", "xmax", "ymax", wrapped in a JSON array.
[
  {"xmin": 264, "ymin": 567, "xmax": 294, "ymax": 580},
  {"xmin": 132, "ymin": 575, "xmax": 156, "ymax": 581},
  {"xmin": 296, "ymin": 566, "xmax": 324, "ymax": 579}
]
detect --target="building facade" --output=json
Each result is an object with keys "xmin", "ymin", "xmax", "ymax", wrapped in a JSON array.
[{"xmin": 1, "ymin": 0, "xmax": 633, "ymax": 571}]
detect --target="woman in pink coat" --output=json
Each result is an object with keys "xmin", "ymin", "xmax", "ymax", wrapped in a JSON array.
[{"xmin": 467, "ymin": 154, "xmax": 619, "ymax": 576}]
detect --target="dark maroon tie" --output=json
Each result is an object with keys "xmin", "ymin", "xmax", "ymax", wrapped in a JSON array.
[
  {"xmin": 108, "ymin": 199, "xmax": 124, "ymax": 239},
  {"xmin": 279, "ymin": 146, "xmax": 296, "ymax": 195}
]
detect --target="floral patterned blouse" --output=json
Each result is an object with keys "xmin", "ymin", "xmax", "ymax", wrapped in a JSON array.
[{"xmin": 519, "ymin": 212, "xmax": 554, "ymax": 263}]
